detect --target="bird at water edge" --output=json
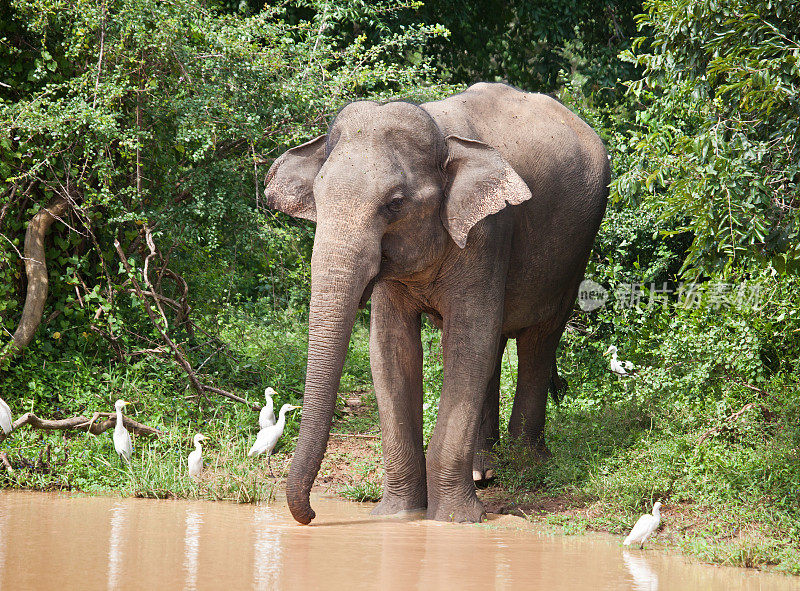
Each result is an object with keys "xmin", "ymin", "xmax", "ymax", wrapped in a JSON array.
[
  {"xmin": 0, "ymin": 396, "xmax": 13, "ymax": 435},
  {"xmin": 188, "ymin": 433, "xmax": 208, "ymax": 479},
  {"xmin": 113, "ymin": 399, "xmax": 133, "ymax": 463},
  {"xmin": 248, "ymin": 404, "xmax": 300, "ymax": 476},
  {"xmin": 605, "ymin": 344, "xmax": 635, "ymax": 375},
  {"xmin": 623, "ymin": 501, "xmax": 662, "ymax": 549},
  {"xmin": 259, "ymin": 387, "xmax": 277, "ymax": 429}
]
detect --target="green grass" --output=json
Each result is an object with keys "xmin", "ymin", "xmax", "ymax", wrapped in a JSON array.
[
  {"xmin": 485, "ymin": 394, "xmax": 800, "ymax": 574},
  {"xmin": 340, "ymin": 480, "xmax": 383, "ymax": 503},
  {"xmin": 0, "ymin": 415, "xmax": 289, "ymax": 504},
  {"xmin": 2, "ymin": 302, "xmax": 799, "ymax": 575}
]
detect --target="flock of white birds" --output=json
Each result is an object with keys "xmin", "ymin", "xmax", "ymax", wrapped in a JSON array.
[
  {"xmin": 0, "ymin": 344, "xmax": 662, "ymax": 547},
  {"xmin": 0, "ymin": 387, "xmax": 298, "ymax": 482},
  {"xmin": 108, "ymin": 387, "xmax": 299, "ymax": 479}
]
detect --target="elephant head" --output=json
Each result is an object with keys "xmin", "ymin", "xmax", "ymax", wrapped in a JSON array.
[{"xmin": 264, "ymin": 101, "xmax": 531, "ymax": 524}]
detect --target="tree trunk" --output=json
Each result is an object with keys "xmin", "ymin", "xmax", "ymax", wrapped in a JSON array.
[{"xmin": 1, "ymin": 196, "xmax": 69, "ymax": 363}]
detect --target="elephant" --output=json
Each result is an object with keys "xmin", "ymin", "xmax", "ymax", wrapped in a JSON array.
[{"xmin": 264, "ymin": 82, "xmax": 609, "ymax": 524}]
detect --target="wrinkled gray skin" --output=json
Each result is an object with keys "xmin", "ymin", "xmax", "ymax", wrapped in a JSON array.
[{"xmin": 264, "ymin": 83, "xmax": 609, "ymax": 524}]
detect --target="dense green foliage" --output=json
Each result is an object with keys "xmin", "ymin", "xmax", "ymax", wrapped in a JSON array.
[
  {"xmin": 0, "ymin": 0, "xmax": 442, "ymax": 394},
  {"xmin": 1, "ymin": 0, "xmax": 798, "ymax": 574},
  {"xmin": 614, "ymin": 0, "xmax": 800, "ymax": 278}
]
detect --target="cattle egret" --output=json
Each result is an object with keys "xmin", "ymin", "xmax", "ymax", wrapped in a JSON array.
[
  {"xmin": 0, "ymin": 396, "xmax": 12, "ymax": 435},
  {"xmin": 259, "ymin": 387, "xmax": 277, "ymax": 429},
  {"xmin": 188, "ymin": 433, "xmax": 208, "ymax": 479},
  {"xmin": 248, "ymin": 404, "xmax": 300, "ymax": 476},
  {"xmin": 113, "ymin": 399, "xmax": 133, "ymax": 462},
  {"xmin": 605, "ymin": 344, "xmax": 635, "ymax": 375},
  {"xmin": 624, "ymin": 501, "xmax": 662, "ymax": 549}
]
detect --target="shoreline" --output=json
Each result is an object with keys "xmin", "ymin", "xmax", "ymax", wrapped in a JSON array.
[{"xmin": 1, "ymin": 391, "xmax": 798, "ymax": 576}]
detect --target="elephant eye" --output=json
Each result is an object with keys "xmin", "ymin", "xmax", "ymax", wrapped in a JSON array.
[{"xmin": 387, "ymin": 196, "xmax": 404, "ymax": 213}]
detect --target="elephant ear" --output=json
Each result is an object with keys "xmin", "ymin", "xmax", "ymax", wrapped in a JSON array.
[
  {"xmin": 441, "ymin": 135, "xmax": 532, "ymax": 248},
  {"xmin": 263, "ymin": 135, "xmax": 328, "ymax": 222}
]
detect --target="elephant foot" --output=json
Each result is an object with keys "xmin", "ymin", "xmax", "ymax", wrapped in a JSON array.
[
  {"xmin": 511, "ymin": 431, "xmax": 553, "ymax": 463},
  {"xmin": 526, "ymin": 438, "xmax": 552, "ymax": 462},
  {"xmin": 472, "ymin": 445, "xmax": 496, "ymax": 482},
  {"xmin": 426, "ymin": 493, "xmax": 486, "ymax": 523},
  {"xmin": 372, "ymin": 491, "xmax": 427, "ymax": 517},
  {"xmin": 472, "ymin": 469, "xmax": 495, "ymax": 482}
]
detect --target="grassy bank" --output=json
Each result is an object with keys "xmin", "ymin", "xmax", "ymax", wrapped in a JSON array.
[
  {"xmin": 1, "ymin": 310, "xmax": 799, "ymax": 576},
  {"xmin": 0, "ymin": 308, "xmax": 372, "ymax": 502},
  {"xmin": 318, "ymin": 377, "xmax": 800, "ymax": 576}
]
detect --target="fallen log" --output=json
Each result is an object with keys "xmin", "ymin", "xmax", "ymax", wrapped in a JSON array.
[{"xmin": 0, "ymin": 412, "xmax": 162, "ymax": 441}]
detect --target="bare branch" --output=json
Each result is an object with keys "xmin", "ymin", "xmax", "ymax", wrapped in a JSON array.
[
  {"xmin": 697, "ymin": 403, "xmax": 765, "ymax": 445},
  {"xmin": 0, "ymin": 411, "xmax": 162, "ymax": 441},
  {"xmin": 202, "ymin": 385, "xmax": 260, "ymax": 410},
  {"xmin": 114, "ymin": 237, "xmax": 208, "ymax": 398}
]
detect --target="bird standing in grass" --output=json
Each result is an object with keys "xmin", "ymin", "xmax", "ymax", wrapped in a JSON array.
[
  {"xmin": 188, "ymin": 433, "xmax": 208, "ymax": 479},
  {"xmin": 0, "ymin": 396, "xmax": 13, "ymax": 435},
  {"xmin": 259, "ymin": 387, "xmax": 277, "ymax": 429},
  {"xmin": 113, "ymin": 399, "xmax": 133, "ymax": 463},
  {"xmin": 624, "ymin": 501, "xmax": 662, "ymax": 549},
  {"xmin": 248, "ymin": 404, "xmax": 300, "ymax": 476},
  {"xmin": 605, "ymin": 344, "xmax": 635, "ymax": 376}
]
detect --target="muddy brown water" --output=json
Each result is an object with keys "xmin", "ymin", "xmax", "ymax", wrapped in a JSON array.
[{"xmin": 0, "ymin": 491, "xmax": 796, "ymax": 590}]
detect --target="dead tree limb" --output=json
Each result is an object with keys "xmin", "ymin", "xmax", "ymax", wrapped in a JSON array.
[
  {"xmin": 697, "ymin": 403, "xmax": 765, "ymax": 445},
  {"xmin": 113, "ymin": 230, "xmax": 263, "ymax": 412},
  {"xmin": 0, "ymin": 412, "xmax": 162, "ymax": 441},
  {"xmin": 114, "ymin": 238, "xmax": 209, "ymax": 398},
  {"xmin": 1, "ymin": 196, "xmax": 69, "ymax": 363},
  {"xmin": 202, "ymin": 385, "xmax": 260, "ymax": 411}
]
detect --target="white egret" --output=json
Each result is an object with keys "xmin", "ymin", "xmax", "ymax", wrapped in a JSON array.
[
  {"xmin": 605, "ymin": 344, "xmax": 635, "ymax": 375},
  {"xmin": 113, "ymin": 399, "xmax": 133, "ymax": 463},
  {"xmin": 0, "ymin": 396, "xmax": 12, "ymax": 435},
  {"xmin": 188, "ymin": 433, "xmax": 208, "ymax": 479},
  {"xmin": 623, "ymin": 501, "xmax": 662, "ymax": 549},
  {"xmin": 259, "ymin": 387, "xmax": 277, "ymax": 429},
  {"xmin": 248, "ymin": 404, "xmax": 300, "ymax": 476}
]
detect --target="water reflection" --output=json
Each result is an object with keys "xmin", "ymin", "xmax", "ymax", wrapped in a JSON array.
[
  {"xmin": 0, "ymin": 492, "xmax": 794, "ymax": 591},
  {"xmin": 183, "ymin": 508, "xmax": 202, "ymax": 591},
  {"xmin": 107, "ymin": 502, "xmax": 128, "ymax": 591},
  {"xmin": 379, "ymin": 517, "xmax": 425, "ymax": 590},
  {"xmin": 623, "ymin": 550, "xmax": 659, "ymax": 591},
  {"xmin": 253, "ymin": 506, "xmax": 282, "ymax": 590},
  {"xmin": 0, "ymin": 502, "xmax": 8, "ymax": 591}
]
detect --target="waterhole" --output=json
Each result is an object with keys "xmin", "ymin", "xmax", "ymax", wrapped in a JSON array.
[{"xmin": 0, "ymin": 491, "xmax": 795, "ymax": 590}]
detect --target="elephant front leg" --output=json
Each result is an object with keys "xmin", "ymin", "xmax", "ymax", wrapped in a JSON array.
[
  {"xmin": 369, "ymin": 284, "xmax": 427, "ymax": 516},
  {"xmin": 426, "ymin": 308, "xmax": 503, "ymax": 522}
]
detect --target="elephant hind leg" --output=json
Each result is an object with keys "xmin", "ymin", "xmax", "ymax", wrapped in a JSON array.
[
  {"xmin": 472, "ymin": 337, "xmax": 507, "ymax": 483},
  {"xmin": 548, "ymin": 358, "xmax": 568, "ymax": 406},
  {"xmin": 508, "ymin": 326, "xmax": 563, "ymax": 459}
]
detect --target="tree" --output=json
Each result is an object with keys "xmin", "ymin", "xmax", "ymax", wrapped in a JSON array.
[
  {"xmin": 0, "ymin": 0, "xmax": 444, "ymax": 383},
  {"xmin": 613, "ymin": 0, "xmax": 800, "ymax": 278}
]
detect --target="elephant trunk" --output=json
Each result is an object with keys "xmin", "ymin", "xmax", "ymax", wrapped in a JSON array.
[{"xmin": 286, "ymin": 229, "xmax": 380, "ymax": 525}]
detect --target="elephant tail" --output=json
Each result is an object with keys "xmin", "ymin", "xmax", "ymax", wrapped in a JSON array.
[{"xmin": 549, "ymin": 359, "xmax": 568, "ymax": 406}]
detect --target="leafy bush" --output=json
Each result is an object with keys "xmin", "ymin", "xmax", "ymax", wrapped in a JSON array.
[{"xmin": 613, "ymin": 0, "xmax": 800, "ymax": 278}]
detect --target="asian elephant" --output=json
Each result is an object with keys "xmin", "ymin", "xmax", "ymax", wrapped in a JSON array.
[{"xmin": 264, "ymin": 82, "xmax": 609, "ymax": 524}]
